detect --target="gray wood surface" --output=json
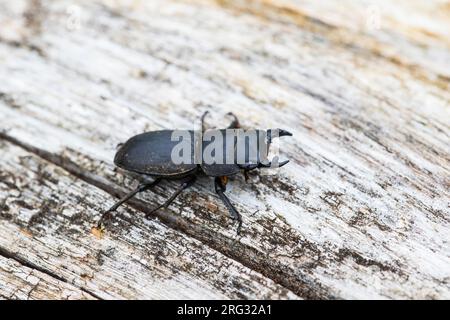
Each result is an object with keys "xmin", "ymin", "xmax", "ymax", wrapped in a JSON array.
[{"xmin": 0, "ymin": 0, "xmax": 449, "ymax": 299}]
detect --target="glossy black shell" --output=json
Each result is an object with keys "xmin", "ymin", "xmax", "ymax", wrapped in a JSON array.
[
  {"xmin": 114, "ymin": 130, "xmax": 197, "ymax": 177},
  {"xmin": 114, "ymin": 130, "xmax": 266, "ymax": 177}
]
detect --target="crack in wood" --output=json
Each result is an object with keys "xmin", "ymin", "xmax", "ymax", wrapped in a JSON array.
[{"xmin": 0, "ymin": 245, "xmax": 102, "ymax": 300}]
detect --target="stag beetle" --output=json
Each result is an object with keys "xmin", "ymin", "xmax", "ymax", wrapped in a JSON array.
[{"xmin": 97, "ymin": 112, "xmax": 292, "ymax": 234}]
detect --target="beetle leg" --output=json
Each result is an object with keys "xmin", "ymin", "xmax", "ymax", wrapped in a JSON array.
[
  {"xmin": 226, "ymin": 112, "xmax": 240, "ymax": 129},
  {"xmin": 238, "ymin": 163, "xmax": 257, "ymax": 181},
  {"xmin": 97, "ymin": 178, "xmax": 161, "ymax": 228},
  {"xmin": 214, "ymin": 177, "xmax": 242, "ymax": 234},
  {"xmin": 244, "ymin": 170, "xmax": 250, "ymax": 182},
  {"xmin": 146, "ymin": 175, "xmax": 197, "ymax": 217},
  {"xmin": 201, "ymin": 111, "xmax": 210, "ymax": 132}
]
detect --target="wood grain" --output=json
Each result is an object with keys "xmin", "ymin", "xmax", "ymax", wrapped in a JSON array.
[
  {"xmin": 0, "ymin": 140, "xmax": 296, "ymax": 299},
  {"xmin": 0, "ymin": 0, "xmax": 449, "ymax": 299},
  {"xmin": 0, "ymin": 254, "xmax": 95, "ymax": 300}
]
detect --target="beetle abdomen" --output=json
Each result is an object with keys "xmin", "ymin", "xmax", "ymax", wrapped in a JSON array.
[{"xmin": 114, "ymin": 130, "xmax": 197, "ymax": 176}]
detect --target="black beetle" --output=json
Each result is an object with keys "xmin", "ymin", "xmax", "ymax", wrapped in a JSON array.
[{"xmin": 97, "ymin": 112, "xmax": 292, "ymax": 234}]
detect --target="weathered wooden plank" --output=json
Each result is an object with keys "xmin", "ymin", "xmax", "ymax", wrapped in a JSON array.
[
  {"xmin": 0, "ymin": 141, "xmax": 297, "ymax": 299},
  {"xmin": 0, "ymin": 0, "xmax": 449, "ymax": 299},
  {"xmin": 213, "ymin": 0, "xmax": 450, "ymax": 79},
  {"xmin": 0, "ymin": 255, "xmax": 96, "ymax": 300}
]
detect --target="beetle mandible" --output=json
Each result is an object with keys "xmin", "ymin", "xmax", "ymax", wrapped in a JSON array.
[{"xmin": 97, "ymin": 112, "xmax": 292, "ymax": 234}]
